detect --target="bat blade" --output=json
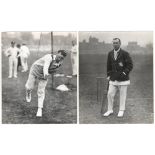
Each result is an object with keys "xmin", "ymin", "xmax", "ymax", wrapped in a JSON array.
[{"xmin": 101, "ymin": 81, "xmax": 109, "ymax": 114}]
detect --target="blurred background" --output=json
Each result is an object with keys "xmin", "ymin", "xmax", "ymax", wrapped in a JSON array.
[{"xmin": 2, "ymin": 32, "xmax": 77, "ymax": 75}]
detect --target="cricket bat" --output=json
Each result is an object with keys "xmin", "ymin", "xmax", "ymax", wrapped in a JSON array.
[{"xmin": 101, "ymin": 80, "xmax": 109, "ymax": 114}]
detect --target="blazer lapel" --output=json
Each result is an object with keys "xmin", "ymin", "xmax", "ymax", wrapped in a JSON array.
[{"xmin": 111, "ymin": 50, "xmax": 115, "ymax": 61}]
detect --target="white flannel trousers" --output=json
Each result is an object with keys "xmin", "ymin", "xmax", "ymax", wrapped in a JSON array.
[
  {"xmin": 25, "ymin": 74, "xmax": 48, "ymax": 108},
  {"xmin": 107, "ymin": 84, "xmax": 128, "ymax": 111},
  {"xmin": 9, "ymin": 57, "xmax": 18, "ymax": 77},
  {"xmin": 71, "ymin": 52, "xmax": 77, "ymax": 75},
  {"xmin": 21, "ymin": 56, "xmax": 28, "ymax": 71}
]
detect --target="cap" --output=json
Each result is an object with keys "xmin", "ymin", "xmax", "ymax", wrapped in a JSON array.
[
  {"xmin": 58, "ymin": 50, "xmax": 67, "ymax": 57},
  {"xmin": 11, "ymin": 41, "xmax": 15, "ymax": 44}
]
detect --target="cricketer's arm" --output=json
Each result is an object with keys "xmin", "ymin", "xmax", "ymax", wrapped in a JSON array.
[
  {"xmin": 43, "ymin": 55, "xmax": 53, "ymax": 79},
  {"xmin": 5, "ymin": 48, "xmax": 11, "ymax": 57}
]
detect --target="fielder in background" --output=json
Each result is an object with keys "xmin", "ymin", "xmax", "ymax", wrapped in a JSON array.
[
  {"xmin": 16, "ymin": 44, "xmax": 22, "ymax": 71},
  {"xmin": 20, "ymin": 43, "xmax": 30, "ymax": 72},
  {"xmin": 25, "ymin": 50, "xmax": 67, "ymax": 117},
  {"xmin": 5, "ymin": 41, "xmax": 20, "ymax": 78},
  {"xmin": 103, "ymin": 38, "xmax": 133, "ymax": 117},
  {"xmin": 71, "ymin": 40, "xmax": 77, "ymax": 76}
]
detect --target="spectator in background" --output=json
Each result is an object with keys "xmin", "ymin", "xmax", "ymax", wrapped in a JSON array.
[
  {"xmin": 70, "ymin": 40, "xmax": 77, "ymax": 76},
  {"xmin": 16, "ymin": 44, "xmax": 22, "ymax": 71},
  {"xmin": 5, "ymin": 41, "xmax": 20, "ymax": 78},
  {"xmin": 20, "ymin": 43, "xmax": 30, "ymax": 72}
]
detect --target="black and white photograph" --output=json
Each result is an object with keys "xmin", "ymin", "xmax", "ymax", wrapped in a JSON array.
[
  {"xmin": 1, "ymin": 1, "xmax": 155, "ymax": 155},
  {"xmin": 79, "ymin": 31, "xmax": 153, "ymax": 124},
  {"xmin": 1, "ymin": 31, "xmax": 77, "ymax": 124}
]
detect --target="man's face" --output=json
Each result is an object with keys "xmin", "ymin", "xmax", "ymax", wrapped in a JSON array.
[
  {"xmin": 11, "ymin": 43, "xmax": 15, "ymax": 47},
  {"xmin": 112, "ymin": 39, "xmax": 121, "ymax": 51},
  {"xmin": 56, "ymin": 54, "xmax": 64, "ymax": 63}
]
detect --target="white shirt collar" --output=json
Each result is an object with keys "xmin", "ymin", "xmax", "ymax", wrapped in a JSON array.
[
  {"xmin": 114, "ymin": 48, "xmax": 120, "ymax": 53},
  {"xmin": 52, "ymin": 55, "xmax": 56, "ymax": 60}
]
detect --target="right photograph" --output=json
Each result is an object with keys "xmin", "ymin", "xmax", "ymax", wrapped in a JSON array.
[{"xmin": 79, "ymin": 31, "xmax": 153, "ymax": 124}]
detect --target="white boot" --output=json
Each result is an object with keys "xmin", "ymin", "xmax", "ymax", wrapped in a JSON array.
[
  {"xmin": 36, "ymin": 108, "xmax": 42, "ymax": 117},
  {"xmin": 117, "ymin": 111, "xmax": 124, "ymax": 117},
  {"xmin": 8, "ymin": 76, "xmax": 12, "ymax": 78},
  {"xmin": 103, "ymin": 110, "xmax": 113, "ymax": 117}
]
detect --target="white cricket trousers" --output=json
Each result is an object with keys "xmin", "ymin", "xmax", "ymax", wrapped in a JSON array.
[
  {"xmin": 71, "ymin": 53, "xmax": 77, "ymax": 75},
  {"xmin": 107, "ymin": 84, "xmax": 128, "ymax": 111},
  {"xmin": 25, "ymin": 74, "xmax": 48, "ymax": 108},
  {"xmin": 21, "ymin": 57, "xmax": 28, "ymax": 71},
  {"xmin": 9, "ymin": 57, "xmax": 18, "ymax": 77}
]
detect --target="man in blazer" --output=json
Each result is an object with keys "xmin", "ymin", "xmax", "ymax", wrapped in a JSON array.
[{"xmin": 103, "ymin": 38, "xmax": 133, "ymax": 117}]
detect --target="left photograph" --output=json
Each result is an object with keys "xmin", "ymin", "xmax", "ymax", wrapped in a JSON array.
[{"xmin": 1, "ymin": 32, "xmax": 77, "ymax": 124}]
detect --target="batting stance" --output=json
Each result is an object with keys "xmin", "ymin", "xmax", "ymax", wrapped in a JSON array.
[
  {"xmin": 103, "ymin": 38, "xmax": 133, "ymax": 117},
  {"xmin": 5, "ymin": 41, "xmax": 20, "ymax": 78},
  {"xmin": 25, "ymin": 50, "xmax": 67, "ymax": 117}
]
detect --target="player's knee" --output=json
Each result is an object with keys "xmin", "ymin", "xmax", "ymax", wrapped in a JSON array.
[
  {"xmin": 108, "ymin": 90, "xmax": 115, "ymax": 98},
  {"xmin": 25, "ymin": 83, "xmax": 32, "ymax": 91},
  {"xmin": 25, "ymin": 84, "xmax": 28, "ymax": 90},
  {"xmin": 37, "ymin": 89, "xmax": 45, "ymax": 97}
]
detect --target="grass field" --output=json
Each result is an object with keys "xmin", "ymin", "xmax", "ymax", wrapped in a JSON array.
[
  {"xmin": 79, "ymin": 53, "xmax": 153, "ymax": 124},
  {"xmin": 2, "ymin": 50, "xmax": 77, "ymax": 124}
]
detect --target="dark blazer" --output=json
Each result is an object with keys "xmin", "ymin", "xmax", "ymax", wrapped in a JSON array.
[{"xmin": 107, "ymin": 48, "xmax": 133, "ymax": 81}]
